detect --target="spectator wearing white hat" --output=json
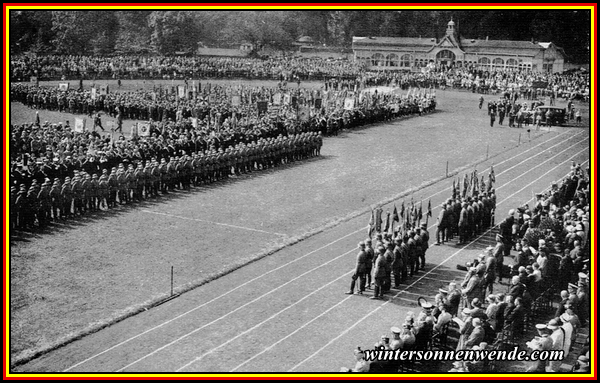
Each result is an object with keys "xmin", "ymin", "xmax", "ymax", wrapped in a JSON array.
[
  {"xmin": 547, "ymin": 318, "xmax": 566, "ymax": 372},
  {"xmin": 526, "ymin": 323, "xmax": 553, "ymax": 372}
]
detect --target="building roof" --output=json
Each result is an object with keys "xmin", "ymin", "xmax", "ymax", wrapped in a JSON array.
[
  {"xmin": 353, "ymin": 36, "xmax": 437, "ymax": 48},
  {"xmin": 196, "ymin": 48, "xmax": 249, "ymax": 57},
  {"xmin": 458, "ymin": 39, "xmax": 548, "ymax": 57},
  {"xmin": 297, "ymin": 36, "xmax": 315, "ymax": 43}
]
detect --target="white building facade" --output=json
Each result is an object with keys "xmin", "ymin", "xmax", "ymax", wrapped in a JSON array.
[{"xmin": 352, "ymin": 20, "xmax": 566, "ymax": 73}]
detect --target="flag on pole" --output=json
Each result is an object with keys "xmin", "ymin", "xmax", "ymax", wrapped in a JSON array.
[
  {"xmin": 368, "ymin": 209, "xmax": 375, "ymax": 238},
  {"xmin": 383, "ymin": 211, "xmax": 391, "ymax": 233},
  {"xmin": 74, "ymin": 118, "xmax": 86, "ymax": 133},
  {"xmin": 489, "ymin": 165, "xmax": 496, "ymax": 183},
  {"xmin": 452, "ymin": 179, "xmax": 457, "ymax": 199},
  {"xmin": 427, "ymin": 200, "xmax": 432, "ymax": 218},
  {"xmin": 463, "ymin": 173, "xmax": 469, "ymax": 198},
  {"xmin": 375, "ymin": 207, "xmax": 383, "ymax": 232},
  {"xmin": 392, "ymin": 205, "xmax": 399, "ymax": 223}
]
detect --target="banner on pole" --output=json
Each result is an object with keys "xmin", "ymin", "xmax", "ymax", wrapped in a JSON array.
[
  {"xmin": 344, "ymin": 98, "xmax": 355, "ymax": 110},
  {"xmin": 74, "ymin": 118, "xmax": 86, "ymax": 133},
  {"xmin": 314, "ymin": 98, "xmax": 322, "ymax": 109},
  {"xmin": 273, "ymin": 93, "xmax": 282, "ymax": 105},
  {"xmin": 91, "ymin": 87, "xmax": 97, "ymax": 100},
  {"xmin": 298, "ymin": 106, "xmax": 310, "ymax": 122},
  {"xmin": 138, "ymin": 122, "xmax": 151, "ymax": 137},
  {"xmin": 178, "ymin": 85, "xmax": 186, "ymax": 99},
  {"xmin": 100, "ymin": 85, "xmax": 108, "ymax": 95},
  {"xmin": 129, "ymin": 123, "xmax": 138, "ymax": 138},
  {"xmin": 232, "ymin": 95, "xmax": 241, "ymax": 106},
  {"xmin": 59, "ymin": 83, "xmax": 69, "ymax": 92},
  {"xmin": 283, "ymin": 94, "xmax": 291, "ymax": 105},
  {"xmin": 257, "ymin": 101, "xmax": 268, "ymax": 115}
]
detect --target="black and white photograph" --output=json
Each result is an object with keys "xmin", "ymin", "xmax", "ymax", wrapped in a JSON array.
[{"xmin": 7, "ymin": 5, "xmax": 593, "ymax": 376}]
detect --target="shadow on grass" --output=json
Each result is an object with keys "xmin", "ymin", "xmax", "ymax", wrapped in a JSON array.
[{"xmin": 9, "ymin": 155, "xmax": 332, "ymax": 240}]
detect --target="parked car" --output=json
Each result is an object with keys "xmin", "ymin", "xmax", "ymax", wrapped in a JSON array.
[{"xmin": 535, "ymin": 105, "xmax": 567, "ymax": 126}]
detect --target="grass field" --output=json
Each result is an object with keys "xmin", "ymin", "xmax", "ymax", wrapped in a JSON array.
[{"xmin": 8, "ymin": 80, "xmax": 591, "ymax": 370}]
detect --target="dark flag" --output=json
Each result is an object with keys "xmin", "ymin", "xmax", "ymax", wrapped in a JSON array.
[
  {"xmin": 489, "ymin": 165, "xmax": 496, "ymax": 183},
  {"xmin": 368, "ymin": 209, "xmax": 375, "ymax": 238},
  {"xmin": 383, "ymin": 211, "xmax": 391, "ymax": 233},
  {"xmin": 463, "ymin": 173, "xmax": 469, "ymax": 198},
  {"xmin": 452, "ymin": 179, "xmax": 456, "ymax": 199},
  {"xmin": 392, "ymin": 205, "xmax": 399, "ymax": 222},
  {"xmin": 416, "ymin": 202, "xmax": 423, "ymax": 225}
]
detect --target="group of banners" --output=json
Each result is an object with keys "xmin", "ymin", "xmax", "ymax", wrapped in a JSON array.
[{"xmin": 368, "ymin": 200, "xmax": 433, "ymax": 238}]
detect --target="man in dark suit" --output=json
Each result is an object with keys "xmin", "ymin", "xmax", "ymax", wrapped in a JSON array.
[
  {"xmin": 465, "ymin": 318, "xmax": 485, "ymax": 349},
  {"xmin": 346, "ymin": 242, "xmax": 367, "ymax": 295}
]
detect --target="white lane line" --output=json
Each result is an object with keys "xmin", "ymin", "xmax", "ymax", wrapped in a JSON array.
[
  {"xmin": 231, "ymin": 296, "xmax": 357, "ymax": 372},
  {"xmin": 176, "ymin": 270, "xmax": 356, "ymax": 372},
  {"xmin": 64, "ymin": 228, "xmax": 363, "ymax": 372},
  {"xmin": 288, "ymin": 150, "xmax": 589, "ymax": 371},
  {"xmin": 141, "ymin": 210, "xmax": 288, "ymax": 237},
  {"xmin": 115, "ymin": 248, "xmax": 356, "ymax": 372},
  {"xmin": 63, "ymin": 129, "xmax": 581, "ymax": 371}
]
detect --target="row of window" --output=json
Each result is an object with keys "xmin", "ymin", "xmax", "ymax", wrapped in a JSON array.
[{"xmin": 356, "ymin": 53, "xmax": 532, "ymax": 69}]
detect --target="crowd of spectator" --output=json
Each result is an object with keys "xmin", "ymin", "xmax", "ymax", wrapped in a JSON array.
[
  {"xmin": 341, "ymin": 162, "xmax": 590, "ymax": 373},
  {"xmin": 11, "ymin": 55, "xmax": 590, "ymax": 102},
  {"xmin": 10, "ymin": 55, "xmax": 366, "ymax": 82}
]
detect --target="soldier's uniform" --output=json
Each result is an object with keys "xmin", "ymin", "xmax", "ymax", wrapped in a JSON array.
[
  {"xmin": 407, "ymin": 231, "xmax": 418, "ymax": 276},
  {"xmin": 90, "ymin": 174, "xmax": 99, "ymax": 211},
  {"xmin": 419, "ymin": 223, "xmax": 430, "ymax": 269},
  {"xmin": 81, "ymin": 174, "xmax": 92, "ymax": 212},
  {"xmin": 71, "ymin": 174, "xmax": 84, "ymax": 215},
  {"xmin": 346, "ymin": 242, "xmax": 367, "ymax": 295},
  {"xmin": 383, "ymin": 243, "xmax": 394, "ymax": 293},
  {"xmin": 116, "ymin": 166, "xmax": 127, "ymax": 204},
  {"xmin": 37, "ymin": 180, "xmax": 51, "ymax": 228},
  {"xmin": 61, "ymin": 177, "xmax": 73, "ymax": 218},
  {"xmin": 400, "ymin": 235, "xmax": 410, "ymax": 281},
  {"xmin": 392, "ymin": 239, "xmax": 404, "ymax": 287},
  {"xmin": 125, "ymin": 164, "xmax": 135, "ymax": 203},
  {"xmin": 49, "ymin": 179, "xmax": 62, "ymax": 220},
  {"xmin": 158, "ymin": 158, "xmax": 168, "ymax": 193},
  {"xmin": 144, "ymin": 162, "xmax": 154, "ymax": 197},
  {"xmin": 372, "ymin": 247, "xmax": 387, "ymax": 299},
  {"xmin": 458, "ymin": 202, "xmax": 468, "ymax": 244},
  {"xmin": 98, "ymin": 170, "xmax": 109, "ymax": 209},
  {"xmin": 134, "ymin": 163, "xmax": 144, "ymax": 200},
  {"xmin": 364, "ymin": 239, "xmax": 375, "ymax": 288},
  {"xmin": 107, "ymin": 169, "xmax": 118, "ymax": 208},
  {"xmin": 413, "ymin": 231, "xmax": 424, "ymax": 272}
]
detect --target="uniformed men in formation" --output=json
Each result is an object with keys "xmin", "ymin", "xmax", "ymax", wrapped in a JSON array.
[
  {"xmin": 346, "ymin": 223, "xmax": 430, "ymax": 299},
  {"xmin": 10, "ymin": 132, "xmax": 323, "ymax": 231},
  {"xmin": 435, "ymin": 191, "xmax": 496, "ymax": 246}
]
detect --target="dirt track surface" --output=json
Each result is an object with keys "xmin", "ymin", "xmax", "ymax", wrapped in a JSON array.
[{"xmin": 10, "ymin": 89, "xmax": 590, "ymax": 373}]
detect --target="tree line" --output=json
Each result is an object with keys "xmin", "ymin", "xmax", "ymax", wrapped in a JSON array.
[{"xmin": 9, "ymin": 10, "xmax": 590, "ymax": 63}]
